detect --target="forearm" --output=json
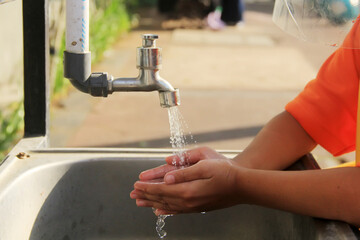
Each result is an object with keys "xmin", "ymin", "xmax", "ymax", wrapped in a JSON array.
[
  {"xmin": 233, "ymin": 111, "xmax": 317, "ymax": 170},
  {"xmin": 237, "ymin": 167, "xmax": 360, "ymax": 226}
]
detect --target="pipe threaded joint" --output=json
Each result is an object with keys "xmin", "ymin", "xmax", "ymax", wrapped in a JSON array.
[{"xmin": 89, "ymin": 72, "xmax": 109, "ymax": 97}]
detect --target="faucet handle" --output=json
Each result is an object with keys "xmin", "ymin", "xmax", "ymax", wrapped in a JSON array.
[
  {"xmin": 142, "ymin": 34, "xmax": 158, "ymax": 48},
  {"xmin": 137, "ymin": 34, "xmax": 161, "ymax": 69}
]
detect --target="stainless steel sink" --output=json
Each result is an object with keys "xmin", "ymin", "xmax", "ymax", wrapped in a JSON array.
[{"xmin": 0, "ymin": 137, "xmax": 356, "ymax": 240}]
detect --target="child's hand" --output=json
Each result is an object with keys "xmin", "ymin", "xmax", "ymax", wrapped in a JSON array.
[
  {"xmin": 138, "ymin": 147, "xmax": 227, "ymax": 181},
  {"xmin": 131, "ymin": 158, "xmax": 243, "ymax": 216}
]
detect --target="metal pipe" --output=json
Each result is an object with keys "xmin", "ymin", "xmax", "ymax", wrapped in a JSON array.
[
  {"xmin": 23, "ymin": 0, "xmax": 50, "ymax": 138},
  {"xmin": 66, "ymin": 0, "xmax": 89, "ymax": 53},
  {"xmin": 64, "ymin": 0, "xmax": 97, "ymax": 96},
  {"xmin": 111, "ymin": 70, "xmax": 175, "ymax": 92}
]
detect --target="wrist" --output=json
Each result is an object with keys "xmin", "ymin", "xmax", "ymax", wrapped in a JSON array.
[
  {"xmin": 232, "ymin": 163, "xmax": 253, "ymax": 204},
  {"xmin": 232, "ymin": 151, "xmax": 258, "ymax": 169}
]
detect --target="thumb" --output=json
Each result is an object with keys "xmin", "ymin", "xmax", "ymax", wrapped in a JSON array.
[
  {"xmin": 165, "ymin": 147, "xmax": 212, "ymax": 166},
  {"xmin": 164, "ymin": 162, "xmax": 209, "ymax": 184}
]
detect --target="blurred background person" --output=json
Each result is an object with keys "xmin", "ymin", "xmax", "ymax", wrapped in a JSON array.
[{"xmin": 207, "ymin": 0, "xmax": 245, "ymax": 30}]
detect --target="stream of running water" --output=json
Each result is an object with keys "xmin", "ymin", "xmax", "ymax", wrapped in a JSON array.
[{"xmin": 155, "ymin": 106, "xmax": 196, "ymax": 239}]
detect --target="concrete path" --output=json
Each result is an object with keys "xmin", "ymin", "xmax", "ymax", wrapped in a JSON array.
[{"xmin": 49, "ymin": 2, "xmax": 354, "ymax": 168}]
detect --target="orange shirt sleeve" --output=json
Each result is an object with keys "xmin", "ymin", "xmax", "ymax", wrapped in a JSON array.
[{"xmin": 285, "ymin": 22, "xmax": 360, "ymax": 156}]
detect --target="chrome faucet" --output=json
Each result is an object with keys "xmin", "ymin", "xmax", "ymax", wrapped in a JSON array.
[
  {"xmin": 109, "ymin": 34, "xmax": 180, "ymax": 108},
  {"xmin": 64, "ymin": 34, "xmax": 180, "ymax": 108}
]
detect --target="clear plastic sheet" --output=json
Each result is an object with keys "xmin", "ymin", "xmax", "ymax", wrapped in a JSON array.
[{"xmin": 273, "ymin": 0, "xmax": 360, "ymax": 48}]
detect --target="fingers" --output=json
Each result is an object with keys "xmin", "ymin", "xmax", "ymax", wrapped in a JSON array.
[
  {"xmin": 131, "ymin": 147, "xmax": 227, "ymax": 214},
  {"xmin": 133, "ymin": 180, "xmax": 184, "ymax": 198},
  {"xmin": 165, "ymin": 153, "xmax": 189, "ymax": 166},
  {"xmin": 139, "ymin": 164, "xmax": 178, "ymax": 181},
  {"xmin": 165, "ymin": 147, "xmax": 206, "ymax": 166},
  {"xmin": 165, "ymin": 147, "xmax": 224, "ymax": 166},
  {"xmin": 130, "ymin": 189, "xmax": 183, "ymax": 214},
  {"xmin": 164, "ymin": 161, "xmax": 210, "ymax": 184},
  {"xmin": 140, "ymin": 147, "xmax": 224, "ymax": 182},
  {"xmin": 135, "ymin": 199, "xmax": 180, "ymax": 215},
  {"xmin": 154, "ymin": 208, "xmax": 178, "ymax": 216},
  {"xmin": 130, "ymin": 189, "xmax": 168, "ymax": 202},
  {"xmin": 131, "ymin": 180, "xmax": 209, "ymax": 214},
  {"xmin": 132, "ymin": 191, "xmax": 182, "ymax": 209}
]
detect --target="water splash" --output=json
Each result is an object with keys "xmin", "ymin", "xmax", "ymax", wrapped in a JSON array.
[
  {"xmin": 167, "ymin": 106, "xmax": 196, "ymax": 166},
  {"xmin": 154, "ymin": 106, "xmax": 197, "ymax": 239},
  {"xmin": 156, "ymin": 214, "xmax": 170, "ymax": 239}
]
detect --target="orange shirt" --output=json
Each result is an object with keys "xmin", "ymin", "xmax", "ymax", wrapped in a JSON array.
[{"xmin": 285, "ymin": 21, "xmax": 360, "ymax": 156}]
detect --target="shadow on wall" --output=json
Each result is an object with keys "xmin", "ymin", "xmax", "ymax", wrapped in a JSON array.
[{"xmin": 93, "ymin": 125, "xmax": 263, "ymax": 148}]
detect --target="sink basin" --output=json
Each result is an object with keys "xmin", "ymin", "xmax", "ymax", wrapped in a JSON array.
[{"xmin": 0, "ymin": 137, "xmax": 356, "ymax": 240}]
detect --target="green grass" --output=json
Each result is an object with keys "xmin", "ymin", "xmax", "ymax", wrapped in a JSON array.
[
  {"xmin": 53, "ymin": 35, "xmax": 68, "ymax": 96},
  {"xmin": 90, "ymin": 0, "xmax": 132, "ymax": 62},
  {"xmin": 0, "ymin": 102, "xmax": 24, "ymax": 160}
]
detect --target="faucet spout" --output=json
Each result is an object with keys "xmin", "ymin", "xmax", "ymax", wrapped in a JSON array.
[
  {"xmin": 110, "ymin": 69, "xmax": 180, "ymax": 107},
  {"xmin": 159, "ymin": 88, "xmax": 180, "ymax": 108},
  {"xmin": 110, "ymin": 69, "xmax": 169, "ymax": 92}
]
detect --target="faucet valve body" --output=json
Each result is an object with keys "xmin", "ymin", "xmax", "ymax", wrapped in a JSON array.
[
  {"xmin": 111, "ymin": 34, "xmax": 180, "ymax": 108},
  {"xmin": 137, "ymin": 34, "xmax": 162, "ymax": 70}
]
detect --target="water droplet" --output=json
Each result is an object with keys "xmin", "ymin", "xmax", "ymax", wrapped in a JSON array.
[
  {"xmin": 156, "ymin": 219, "xmax": 165, "ymax": 229},
  {"xmin": 158, "ymin": 229, "xmax": 167, "ymax": 238}
]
